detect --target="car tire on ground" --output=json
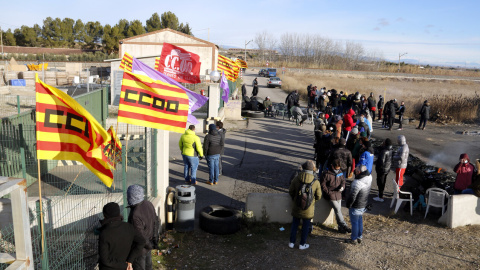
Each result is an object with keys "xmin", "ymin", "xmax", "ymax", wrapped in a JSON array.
[
  {"xmin": 199, "ymin": 205, "xmax": 242, "ymax": 235},
  {"xmin": 246, "ymin": 111, "xmax": 264, "ymax": 118}
]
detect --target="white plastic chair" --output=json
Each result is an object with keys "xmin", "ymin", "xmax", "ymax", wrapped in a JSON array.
[
  {"xmin": 424, "ymin": 188, "xmax": 449, "ymax": 219},
  {"xmin": 390, "ymin": 178, "xmax": 413, "ymax": 215}
]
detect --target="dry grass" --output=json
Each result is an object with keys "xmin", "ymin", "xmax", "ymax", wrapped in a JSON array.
[{"xmin": 279, "ymin": 71, "xmax": 480, "ymax": 122}]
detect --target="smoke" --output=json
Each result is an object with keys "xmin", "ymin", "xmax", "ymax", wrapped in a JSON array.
[{"xmin": 427, "ymin": 142, "xmax": 471, "ymax": 168}]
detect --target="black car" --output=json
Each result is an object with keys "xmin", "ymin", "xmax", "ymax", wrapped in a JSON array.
[{"xmin": 258, "ymin": 69, "xmax": 267, "ymax": 76}]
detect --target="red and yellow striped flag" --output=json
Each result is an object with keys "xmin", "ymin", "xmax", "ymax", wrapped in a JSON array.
[
  {"xmin": 35, "ymin": 74, "xmax": 114, "ymax": 187},
  {"xmin": 217, "ymin": 54, "xmax": 236, "ymax": 82},
  {"xmin": 90, "ymin": 126, "xmax": 122, "ymax": 169},
  {"xmin": 154, "ymin": 57, "xmax": 160, "ymax": 70},
  {"xmin": 236, "ymin": 59, "xmax": 248, "ymax": 68},
  {"xmin": 118, "ymin": 71, "xmax": 189, "ymax": 133},
  {"xmin": 119, "ymin": 52, "xmax": 133, "ymax": 72}
]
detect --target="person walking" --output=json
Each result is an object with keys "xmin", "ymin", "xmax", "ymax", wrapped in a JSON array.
[
  {"xmin": 387, "ymin": 99, "xmax": 398, "ymax": 131},
  {"xmin": 453, "ymin": 153, "xmax": 477, "ymax": 194},
  {"xmin": 216, "ymin": 121, "xmax": 226, "ymax": 175},
  {"xmin": 289, "ymin": 160, "xmax": 322, "ymax": 250},
  {"xmin": 321, "ymin": 159, "xmax": 351, "ymax": 234},
  {"xmin": 252, "ymin": 77, "xmax": 258, "ymax": 96},
  {"xmin": 417, "ymin": 100, "xmax": 430, "ymax": 130},
  {"xmin": 397, "ymin": 101, "xmax": 405, "ymax": 130},
  {"xmin": 393, "ymin": 135, "xmax": 409, "ymax": 187},
  {"xmin": 179, "ymin": 125, "xmax": 204, "ymax": 185},
  {"xmin": 285, "ymin": 90, "xmax": 299, "ymax": 119},
  {"xmin": 373, "ymin": 138, "xmax": 393, "ymax": 202},
  {"xmin": 98, "ymin": 202, "xmax": 145, "ymax": 270},
  {"xmin": 127, "ymin": 185, "xmax": 158, "ymax": 270},
  {"xmin": 345, "ymin": 165, "xmax": 372, "ymax": 245},
  {"xmin": 203, "ymin": 124, "xmax": 225, "ymax": 185},
  {"xmin": 377, "ymin": 95, "xmax": 384, "ymax": 121}
]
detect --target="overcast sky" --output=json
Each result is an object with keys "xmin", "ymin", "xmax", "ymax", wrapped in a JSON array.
[{"xmin": 1, "ymin": 0, "xmax": 479, "ymax": 66}]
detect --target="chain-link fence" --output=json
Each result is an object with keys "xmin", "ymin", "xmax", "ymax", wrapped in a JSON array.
[{"xmin": 1, "ymin": 115, "xmax": 154, "ymax": 269}]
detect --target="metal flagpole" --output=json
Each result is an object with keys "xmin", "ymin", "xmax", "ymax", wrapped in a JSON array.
[{"xmin": 37, "ymin": 160, "xmax": 45, "ymax": 255}]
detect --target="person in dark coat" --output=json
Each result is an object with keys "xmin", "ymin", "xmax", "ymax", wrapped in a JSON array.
[
  {"xmin": 204, "ymin": 124, "xmax": 225, "ymax": 185},
  {"xmin": 367, "ymin": 92, "xmax": 376, "ymax": 121},
  {"xmin": 417, "ymin": 100, "xmax": 430, "ymax": 130},
  {"xmin": 377, "ymin": 95, "xmax": 384, "ymax": 121},
  {"xmin": 373, "ymin": 138, "xmax": 393, "ymax": 202},
  {"xmin": 241, "ymin": 83, "xmax": 247, "ymax": 97},
  {"xmin": 289, "ymin": 160, "xmax": 322, "ymax": 250},
  {"xmin": 397, "ymin": 101, "xmax": 405, "ymax": 130},
  {"xmin": 315, "ymin": 127, "xmax": 334, "ymax": 176},
  {"xmin": 98, "ymin": 202, "xmax": 145, "ymax": 270},
  {"xmin": 216, "ymin": 121, "xmax": 227, "ymax": 175},
  {"xmin": 252, "ymin": 78, "xmax": 258, "ymax": 96},
  {"xmin": 327, "ymin": 138, "xmax": 353, "ymax": 180},
  {"xmin": 387, "ymin": 99, "xmax": 398, "ymax": 131},
  {"xmin": 285, "ymin": 90, "xmax": 299, "ymax": 118},
  {"xmin": 321, "ymin": 159, "xmax": 350, "ymax": 233},
  {"xmin": 127, "ymin": 185, "xmax": 157, "ymax": 270}
]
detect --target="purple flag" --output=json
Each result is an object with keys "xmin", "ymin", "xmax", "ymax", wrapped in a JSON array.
[
  {"xmin": 220, "ymin": 72, "xmax": 230, "ymax": 103},
  {"xmin": 130, "ymin": 56, "xmax": 209, "ymax": 125}
]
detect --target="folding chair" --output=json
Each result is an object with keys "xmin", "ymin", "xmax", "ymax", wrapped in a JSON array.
[
  {"xmin": 424, "ymin": 188, "xmax": 449, "ymax": 219},
  {"xmin": 390, "ymin": 178, "xmax": 414, "ymax": 215}
]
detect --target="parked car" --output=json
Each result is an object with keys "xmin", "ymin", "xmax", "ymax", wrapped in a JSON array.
[
  {"xmin": 266, "ymin": 68, "xmax": 277, "ymax": 77},
  {"xmin": 258, "ymin": 69, "xmax": 267, "ymax": 76},
  {"xmin": 267, "ymin": 77, "xmax": 282, "ymax": 88}
]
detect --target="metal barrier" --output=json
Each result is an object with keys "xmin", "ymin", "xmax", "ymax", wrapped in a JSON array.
[{"xmin": 0, "ymin": 124, "xmax": 155, "ymax": 270}]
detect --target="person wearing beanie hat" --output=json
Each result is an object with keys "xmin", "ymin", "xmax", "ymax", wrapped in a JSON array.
[
  {"xmin": 358, "ymin": 140, "xmax": 374, "ymax": 174},
  {"xmin": 417, "ymin": 100, "xmax": 430, "ymax": 130},
  {"xmin": 289, "ymin": 160, "xmax": 321, "ymax": 250},
  {"xmin": 127, "ymin": 185, "xmax": 158, "ymax": 270},
  {"xmin": 453, "ymin": 153, "xmax": 476, "ymax": 194},
  {"xmin": 374, "ymin": 138, "xmax": 393, "ymax": 202},
  {"xmin": 179, "ymin": 125, "xmax": 204, "ymax": 185},
  {"xmin": 204, "ymin": 122, "xmax": 225, "ymax": 185},
  {"xmin": 99, "ymin": 202, "xmax": 145, "ymax": 270}
]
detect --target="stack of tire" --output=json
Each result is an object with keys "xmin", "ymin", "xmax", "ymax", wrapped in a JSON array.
[{"xmin": 199, "ymin": 205, "xmax": 242, "ymax": 235}]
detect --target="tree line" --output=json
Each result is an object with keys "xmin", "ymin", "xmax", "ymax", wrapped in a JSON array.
[
  {"xmin": 0, "ymin": 12, "xmax": 192, "ymax": 55},
  {"xmin": 254, "ymin": 31, "xmax": 384, "ymax": 70}
]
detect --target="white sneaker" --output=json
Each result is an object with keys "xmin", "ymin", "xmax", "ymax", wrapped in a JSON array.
[
  {"xmin": 288, "ymin": 243, "xmax": 294, "ymax": 249},
  {"xmin": 299, "ymin": 244, "xmax": 310, "ymax": 250},
  {"xmin": 373, "ymin": 197, "xmax": 384, "ymax": 202}
]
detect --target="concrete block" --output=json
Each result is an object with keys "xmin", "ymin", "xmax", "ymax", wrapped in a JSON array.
[
  {"xmin": 224, "ymin": 99, "xmax": 243, "ymax": 120},
  {"xmin": 246, "ymin": 193, "xmax": 334, "ymax": 225},
  {"xmin": 438, "ymin": 194, "xmax": 480, "ymax": 228}
]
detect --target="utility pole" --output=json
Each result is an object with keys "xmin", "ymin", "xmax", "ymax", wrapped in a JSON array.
[
  {"xmin": 244, "ymin": 40, "xmax": 253, "ymax": 61},
  {"xmin": 398, "ymin": 52, "xmax": 407, "ymax": 72}
]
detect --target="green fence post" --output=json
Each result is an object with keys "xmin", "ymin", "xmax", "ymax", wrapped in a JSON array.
[
  {"xmin": 17, "ymin": 95, "xmax": 20, "ymax": 114},
  {"xmin": 152, "ymin": 129, "xmax": 157, "ymax": 198},
  {"xmin": 36, "ymin": 201, "xmax": 50, "ymax": 270},
  {"xmin": 19, "ymin": 124, "xmax": 27, "ymax": 180},
  {"xmin": 122, "ymin": 149, "xmax": 128, "ymax": 221}
]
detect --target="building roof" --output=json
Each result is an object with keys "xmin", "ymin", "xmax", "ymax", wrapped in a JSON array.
[{"xmin": 119, "ymin": 28, "xmax": 217, "ymax": 48}]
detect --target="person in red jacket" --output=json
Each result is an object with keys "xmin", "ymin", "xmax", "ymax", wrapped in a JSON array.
[
  {"xmin": 343, "ymin": 109, "xmax": 356, "ymax": 141},
  {"xmin": 454, "ymin": 153, "xmax": 477, "ymax": 194}
]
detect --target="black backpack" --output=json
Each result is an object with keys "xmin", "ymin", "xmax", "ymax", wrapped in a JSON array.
[{"xmin": 295, "ymin": 179, "xmax": 317, "ymax": 210}]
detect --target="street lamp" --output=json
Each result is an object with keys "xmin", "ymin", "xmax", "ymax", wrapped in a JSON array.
[
  {"xmin": 244, "ymin": 40, "xmax": 253, "ymax": 61},
  {"xmin": 398, "ymin": 52, "xmax": 407, "ymax": 73},
  {"xmin": 210, "ymin": 70, "xmax": 220, "ymax": 83}
]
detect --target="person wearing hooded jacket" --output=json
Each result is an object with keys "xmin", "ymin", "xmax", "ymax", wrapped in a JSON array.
[
  {"xmin": 327, "ymin": 138, "xmax": 353, "ymax": 180},
  {"xmin": 377, "ymin": 95, "xmax": 384, "ymax": 121},
  {"xmin": 127, "ymin": 185, "xmax": 157, "ymax": 270},
  {"xmin": 321, "ymin": 159, "xmax": 351, "ymax": 234},
  {"xmin": 98, "ymin": 202, "xmax": 145, "ymax": 270},
  {"xmin": 417, "ymin": 100, "xmax": 430, "ymax": 130},
  {"xmin": 356, "ymin": 115, "xmax": 370, "ymax": 138},
  {"xmin": 393, "ymin": 135, "xmax": 409, "ymax": 187},
  {"xmin": 387, "ymin": 99, "xmax": 398, "ymax": 131},
  {"xmin": 343, "ymin": 109, "xmax": 356, "ymax": 141},
  {"xmin": 204, "ymin": 124, "xmax": 225, "ymax": 185},
  {"xmin": 179, "ymin": 125, "xmax": 204, "ymax": 185},
  {"xmin": 453, "ymin": 153, "xmax": 477, "ymax": 194},
  {"xmin": 373, "ymin": 138, "xmax": 393, "ymax": 202},
  {"xmin": 358, "ymin": 140, "xmax": 374, "ymax": 174},
  {"xmin": 367, "ymin": 92, "xmax": 376, "ymax": 121},
  {"xmin": 345, "ymin": 165, "xmax": 372, "ymax": 245},
  {"xmin": 289, "ymin": 160, "xmax": 322, "ymax": 250}
]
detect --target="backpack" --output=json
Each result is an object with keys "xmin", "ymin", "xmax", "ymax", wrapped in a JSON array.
[{"xmin": 295, "ymin": 179, "xmax": 317, "ymax": 210}]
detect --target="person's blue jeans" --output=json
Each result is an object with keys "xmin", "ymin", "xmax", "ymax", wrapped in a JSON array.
[
  {"xmin": 290, "ymin": 217, "xmax": 311, "ymax": 245},
  {"xmin": 461, "ymin": 188, "xmax": 474, "ymax": 194},
  {"xmin": 206, "ymin": 154, "xmax": 220, "ymax": 183},
  {"xmin": 349, "ymin": 208, "xmax": 365, "ymax": 241},
  {"xmin": 182, "ymin": 155, "xmax": 199, "ymax": 184}
]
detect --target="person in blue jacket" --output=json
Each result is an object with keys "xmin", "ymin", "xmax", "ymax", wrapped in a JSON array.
[{"xmin": 358, "ymin": 140, "xmax": 374, "ymax": 174}]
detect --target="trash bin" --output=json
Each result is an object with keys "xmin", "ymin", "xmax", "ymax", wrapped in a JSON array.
[{"xmin": 175, "ymin": 185, "xmax": 196, "ymax": 232}]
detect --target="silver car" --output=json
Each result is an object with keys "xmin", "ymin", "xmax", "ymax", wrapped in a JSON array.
[{"xmin": 267, "ymin": 77, "xmax": 282, "ymax": 88}]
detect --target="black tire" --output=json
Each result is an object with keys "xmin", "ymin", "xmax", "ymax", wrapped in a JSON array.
[
  {"xmin": 246, "ymin": 111, "xmax": 264, "ymax": 118},
  {"xmin": 199, "ymin": 205, "xmax": 242, "ymax": 235}
]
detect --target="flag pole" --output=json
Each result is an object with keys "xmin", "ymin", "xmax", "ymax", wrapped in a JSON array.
[
  {"xmin": 113, "ymin": 121, "xmax": 120, "ymax": 190},
  {"xmin": 64, "ymin": 166, "xmax": 85, "ymax": 196},
  {"xmin": 125, "ymin": 124, "xmax": 129, "ymax": 172},
  {"xmin": 37, "ymin": 159, "xmax": 45, "ymax": 255}
]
